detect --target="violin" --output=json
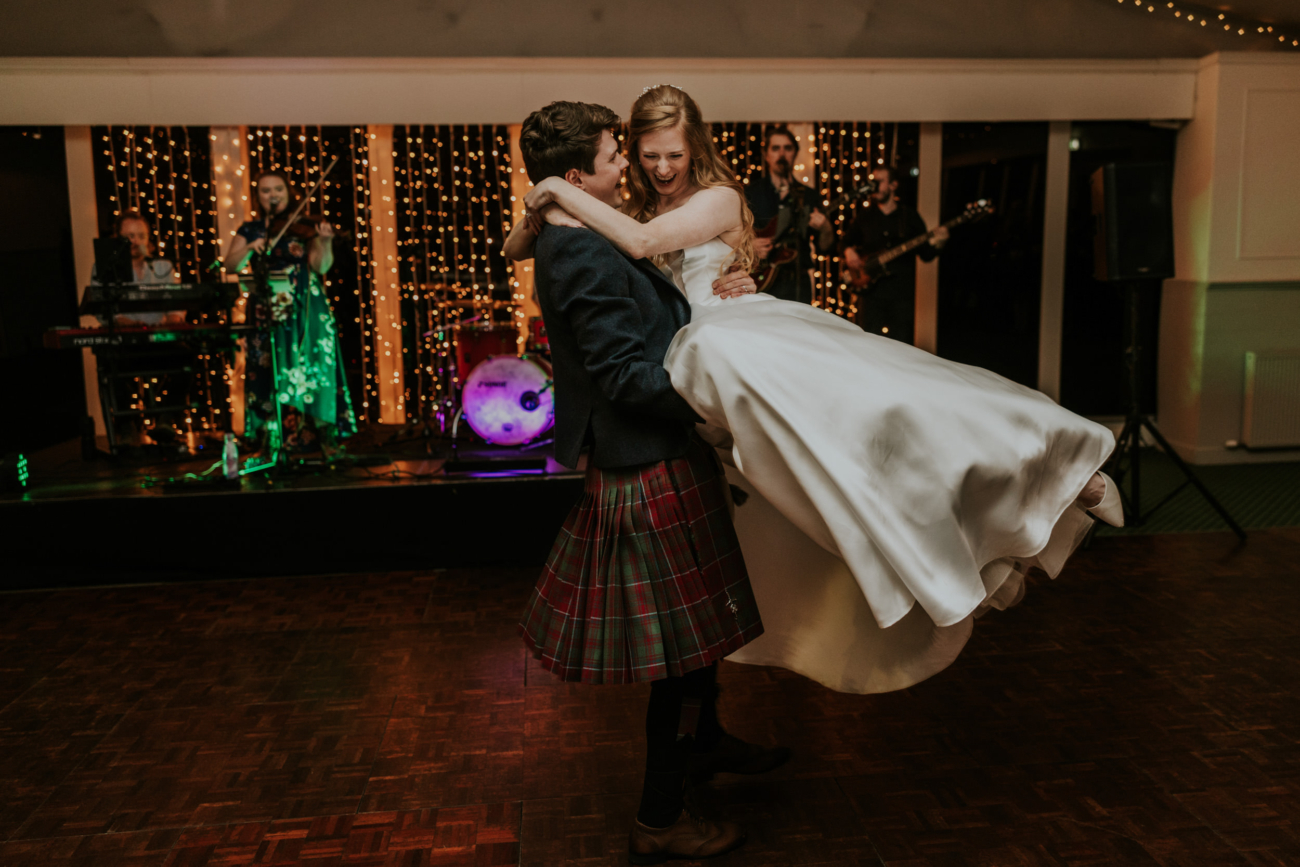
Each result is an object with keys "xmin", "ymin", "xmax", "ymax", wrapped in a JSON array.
[
  {"xmin": 258, "ymin": 156, "xmax": 342, "ymax": 252},
  {"xmin": 266, "ymin": 210, "xmax": 331, "ymax": 241}
]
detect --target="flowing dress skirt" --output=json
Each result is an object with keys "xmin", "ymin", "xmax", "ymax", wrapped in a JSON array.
[{"xmin": 664, "ymin": 298, "xmax": 1112, "ymax": 693}]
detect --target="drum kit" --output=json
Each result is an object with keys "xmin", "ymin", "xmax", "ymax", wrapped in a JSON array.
[{"xmin": 430, "ymin": 292, "xmax": 554, "ymax": 449}]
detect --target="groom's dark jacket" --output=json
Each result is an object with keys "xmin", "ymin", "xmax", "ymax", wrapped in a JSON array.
[{"xmin": 533, "ymin": 225, "xmax": 702, "ymax": 470}]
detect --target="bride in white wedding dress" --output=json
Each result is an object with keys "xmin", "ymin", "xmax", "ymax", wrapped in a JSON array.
[{"xmin": 504, "ymin": 85, "xmax": 1122, "ymax": 694}]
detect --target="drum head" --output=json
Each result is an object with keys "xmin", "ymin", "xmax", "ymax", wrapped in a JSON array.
[{"xmin": 461, "ymin": 355, "xmax": 555, "ymax": 446}]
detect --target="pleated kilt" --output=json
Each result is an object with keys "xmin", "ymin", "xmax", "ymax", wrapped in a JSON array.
[{"xmin": 521, "ymin": 436, "xmax": 763, "ymax": 684}]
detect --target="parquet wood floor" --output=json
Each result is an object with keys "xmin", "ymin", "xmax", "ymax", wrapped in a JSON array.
[{"xmin": 3, "ymin": 529, "xmax": 1299, "ymax": 866}]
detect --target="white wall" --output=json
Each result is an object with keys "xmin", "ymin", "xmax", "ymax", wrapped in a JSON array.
[{"xmin": 1162, "ymin": 52, "xmax": 1300, "ymax": 464}]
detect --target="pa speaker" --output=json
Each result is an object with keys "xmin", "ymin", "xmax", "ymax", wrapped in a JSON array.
[{"xmin": 1090, "ymin": 162, "xmax": 1174, "ymax": 282}]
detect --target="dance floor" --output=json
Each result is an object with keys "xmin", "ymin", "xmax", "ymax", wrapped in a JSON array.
[{"xmin": 2, "ymin": 528, "xmax": 1299, "ymax": 866}]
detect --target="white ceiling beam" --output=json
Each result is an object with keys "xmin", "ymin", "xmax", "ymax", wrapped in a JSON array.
[{"xmin": 0, "ymin": 56, "xmax": 1199, "ymax": 125}]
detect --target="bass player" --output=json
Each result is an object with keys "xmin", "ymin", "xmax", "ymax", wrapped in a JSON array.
[{"xmin": 841, "ymin": 165, "xmax": 948, "ymax": 343}]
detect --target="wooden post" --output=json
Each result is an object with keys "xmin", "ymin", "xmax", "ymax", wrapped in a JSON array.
[
  {"xmin": 64, "ymin": 125, "xmax": 104, "ymax": 436},
  {"xmin": 1038, "ymin": 121, "xmax": 1072, "ymax": 402},
  {"xmin": 210, "ymin": 126, "xmax": 250, "ymax": 434},
  {"xmin": 914, "ymin": 122, "xmax": 943, "ymax": 354},
  {"xmin": 506, "ymin": 123, "xmax": 540, "ymax": 342},
  {"xmin": 367, "ymin": 125, "xmax": 406, "ymax": 424}
]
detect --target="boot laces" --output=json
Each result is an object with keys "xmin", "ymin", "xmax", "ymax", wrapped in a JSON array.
[{"xmin": 682, "ymin": 786, "xmax": 709, "ymax": 829}]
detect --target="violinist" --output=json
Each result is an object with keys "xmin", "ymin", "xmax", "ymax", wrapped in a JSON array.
[{"xmin": 224, "ymin": 170, "xmax": 356, "ymax": 454}]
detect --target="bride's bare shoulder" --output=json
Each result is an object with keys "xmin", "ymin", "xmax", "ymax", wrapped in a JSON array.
[{"xmin": 693, "ymin": 185, "xmax": 745, "ymax": 211}]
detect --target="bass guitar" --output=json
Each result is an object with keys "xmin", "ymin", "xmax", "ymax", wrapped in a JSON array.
[
  {"xmin": 844, "ymin": 199, "xmax": 993, "ymax": 289},
  {"xmin": 752, "ymin": 180, "xmax": 876, "ymax": 293}
]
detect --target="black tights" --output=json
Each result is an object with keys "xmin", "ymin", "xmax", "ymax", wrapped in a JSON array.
[{"xmin": 637, "ymin": 663, "xmax": 726, "ymax": 827}]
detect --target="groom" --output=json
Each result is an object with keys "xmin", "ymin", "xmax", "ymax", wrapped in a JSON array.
[{"xmin": 516, "ymin": 100, "xmax": 787, "ymax": 863}]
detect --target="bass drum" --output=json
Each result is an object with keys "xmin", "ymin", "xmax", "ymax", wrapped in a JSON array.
[
  {"xmin": 461, "ymin": 354, "xmax": 555, "ymax": 446},
  {"xmin": 453, "ymin": 323, "xmax": 519, "ymax": 382}
]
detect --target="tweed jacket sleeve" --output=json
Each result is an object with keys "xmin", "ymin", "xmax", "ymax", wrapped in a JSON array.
[{"xmin": 546, "ymin": 228, "xmax": 702, "ymax": 423}]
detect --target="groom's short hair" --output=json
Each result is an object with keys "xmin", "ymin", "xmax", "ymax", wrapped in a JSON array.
[{"xmin": 519, "ymin": 101, "xmax": 622, "ymax": 184}]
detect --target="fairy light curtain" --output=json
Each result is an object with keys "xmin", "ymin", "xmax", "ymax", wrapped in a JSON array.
[
  {"xmin": 711, "ymin": 122, "xmax": 770, "ymax": 181},
  {"xmin": 90, "ymin": 125, "xmax": 227, "ymax": 435},
  {"xmin": 810, "ymin": 122, "xmax": 920, "ymax": 320},
  {"xmin": 244, "ymin": 126, "xmax": 378, "ymax": 422},
  {"xmin": 91, "ymin": 126, "xmax": 220, "ymax": 281},
  {"xmin": 391, "ymin": 124, "xmax": 516, "ymax": 427},
  {"xmin": 710, "ymin": 121, "xmax": 919, "ymax": 319}
]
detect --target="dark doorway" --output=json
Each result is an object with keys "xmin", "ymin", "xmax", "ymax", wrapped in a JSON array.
[
  {"xmin": 0, "ymin": 127, "xmax": 83, "ymax": 455},
  {"xmin": 937, "ymin": 122, "xmax": 1049, "ymax": 388}
]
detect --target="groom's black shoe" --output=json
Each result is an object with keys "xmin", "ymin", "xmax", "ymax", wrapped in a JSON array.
[{"xmin": 690, "ymin": 734, "xmax": 791, "ymax": 780}]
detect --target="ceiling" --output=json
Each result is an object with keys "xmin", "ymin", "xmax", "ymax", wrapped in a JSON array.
[{"xmin": 2, "ymin": 0, "xmax": 1298, "ymax": 59}]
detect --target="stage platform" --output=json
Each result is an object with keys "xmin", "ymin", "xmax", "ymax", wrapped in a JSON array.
[{"xmin": 2, "ymin": 427, "xmax": 585, "ymax": 591}]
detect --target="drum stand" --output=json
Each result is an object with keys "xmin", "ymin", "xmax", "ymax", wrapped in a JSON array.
[
  {"xmin": 382, "ymin": 396, "xmax": 456, "ymax": 453},
  {"xmin": 1105, "ymin": 282, "xmax": 1245, "ymax": 539},
  {"xmin": 448, "ymin": 407, "xmax": 466, "ymax": 464}
]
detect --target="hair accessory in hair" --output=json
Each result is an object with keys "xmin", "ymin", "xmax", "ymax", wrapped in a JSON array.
[{"xmin": 641, "ymin": 84, "xmax": 684, "ymax": 95}]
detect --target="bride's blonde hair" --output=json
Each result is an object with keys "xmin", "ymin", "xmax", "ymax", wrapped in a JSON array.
[{"xmin": 624, "ymin": 85, "xmax": 756, "ymax": 274}]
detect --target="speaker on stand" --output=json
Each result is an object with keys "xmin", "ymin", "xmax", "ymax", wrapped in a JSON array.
[{"xmin": 1090, "ymin": 162, "xmax": 1244, "ymax": 539}]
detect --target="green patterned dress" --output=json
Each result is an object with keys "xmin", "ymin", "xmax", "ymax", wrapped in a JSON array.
[{"xmin": 238, "ymin": 220, "xmax": 356, "ymax": 450}]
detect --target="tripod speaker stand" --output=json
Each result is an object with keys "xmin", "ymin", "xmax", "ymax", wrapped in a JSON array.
[
  {"xmin": 1106, "ymin": 282, "xmax": 1245, "ymax": 540},
  {"xmin": 1089, "ymin": 161, "xmax": 1244, "ymax": 539}
]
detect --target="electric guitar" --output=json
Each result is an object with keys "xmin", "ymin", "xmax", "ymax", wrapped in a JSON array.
[
  {"xmin": 843, "ymin": 199, "xmax": 994, "ymax": 289},
  {"xmin": 752, "ymin": 180, "xmax": 876, "ymax": 293}
]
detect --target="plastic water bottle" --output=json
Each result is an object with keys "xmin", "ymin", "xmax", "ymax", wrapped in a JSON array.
[{"xmin": 223, "ymin": 433, "xmax": 239, "ymax": 479}]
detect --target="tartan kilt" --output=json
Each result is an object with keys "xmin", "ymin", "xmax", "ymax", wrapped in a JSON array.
[{"xmin": 521, "ymin": 436, "xmax": 763, "ymax": 684}]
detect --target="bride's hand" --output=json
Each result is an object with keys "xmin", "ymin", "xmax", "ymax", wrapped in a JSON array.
[
  {"xmin": 713, "ymin": 264, "xmax": 758, "ymax": 299},
  {"xmin": 541, "ymin": 204, "xmax": 584, "ymax": 229},
  {"xmin": 523, "ymin": 177, "xmax": 564, "ymax": 212}
]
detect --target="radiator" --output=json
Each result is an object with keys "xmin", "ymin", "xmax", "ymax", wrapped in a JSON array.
[{"xmin": 1242, "ymin": 351, "xmax": 1300, "ymax": 448}]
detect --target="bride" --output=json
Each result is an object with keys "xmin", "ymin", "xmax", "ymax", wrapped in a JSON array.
[{"xmin": 503, "ymin": 85, "xmax": 1121, "ymax": 694}]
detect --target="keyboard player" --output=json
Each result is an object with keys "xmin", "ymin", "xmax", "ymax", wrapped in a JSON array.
[
  {"xmin": 90, "ymin": 210, "xmax": 190, "ymax": 447},
  {"xmin": 91, "ymin": 211, "xmax": 184, "ymax": 327}
]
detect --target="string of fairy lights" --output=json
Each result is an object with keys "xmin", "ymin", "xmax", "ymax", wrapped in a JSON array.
[
  {"xmin": 1113, "ymin": 0, "xmax": 1300, "ymax": 48},
  {"xmin": 244, "ymin": 126, "xmax": 378, "ymax": 421},
  {"xmin": 92, "ymin": 125, "xmax": 225, "ymax": 437},
  {"xmin": 812, "ymin": 122, "xmax": 919, "ymax": 320},
  {"xmin": 392, "ymin": 124, "xmax": 517, "ymax": 426},
  {"xmin": 711, "ymin": 122, "xmax": 771, "ymax": 181}
]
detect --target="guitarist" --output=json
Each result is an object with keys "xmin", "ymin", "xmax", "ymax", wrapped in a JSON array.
[
  {"xmin": 746, "ymin": 124, "xmax": 836, "ymax": 304},
  {"xmin": 841, "ymin": 166, "xmax": 948, "ymax": 343}
]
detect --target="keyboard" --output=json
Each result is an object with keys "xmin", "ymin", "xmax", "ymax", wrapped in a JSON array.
[
  {"xmin": 79, "ymin": 283, "xmax": 241, "ymax": 316},
  {"xmin": 44, "ymin": 323, "xmax": 254, "ymax": 350}
]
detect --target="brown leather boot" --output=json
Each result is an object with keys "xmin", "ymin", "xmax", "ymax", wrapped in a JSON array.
[{"xmin": 628, "ymin": 806, "xmax": 746, "ymax": 864}]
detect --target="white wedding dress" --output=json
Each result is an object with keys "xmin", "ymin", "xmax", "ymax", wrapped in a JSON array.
[{"xmin": 661, "ymin": 238, "xmax": 1115, "ymax": 694}]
